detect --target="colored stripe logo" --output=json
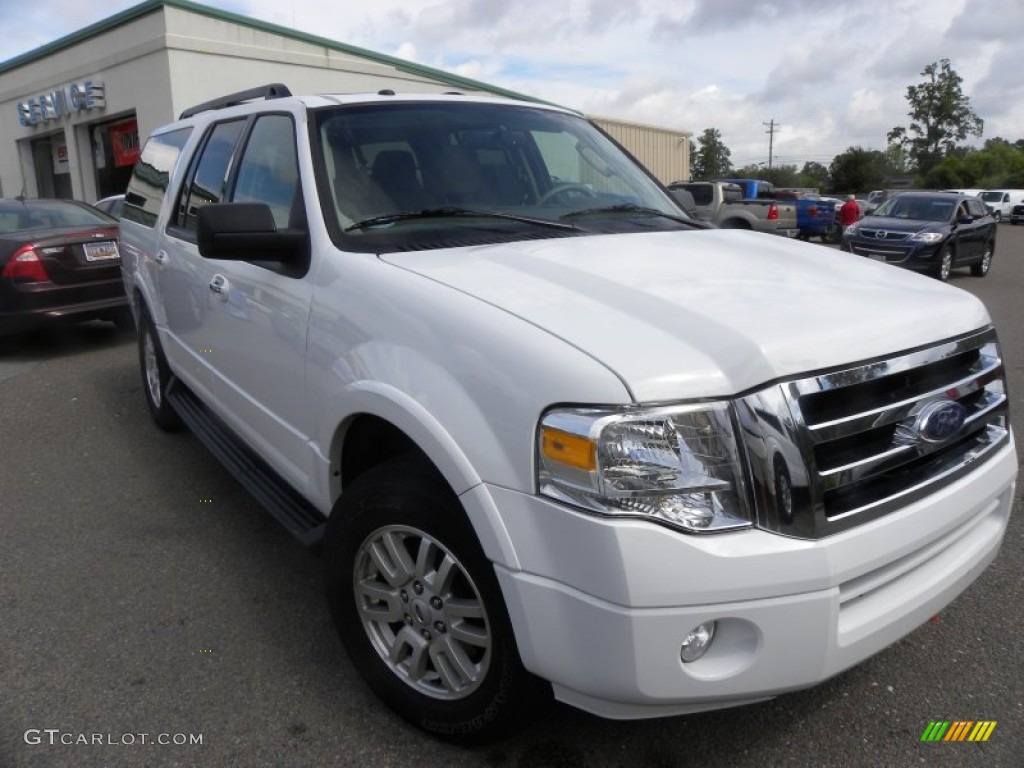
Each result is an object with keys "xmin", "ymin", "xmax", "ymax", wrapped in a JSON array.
[{"xmin": 920, "ymin": 721, "xmax": 997, "ymax": 742}]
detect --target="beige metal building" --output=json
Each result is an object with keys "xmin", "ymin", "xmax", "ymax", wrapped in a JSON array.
[
  {"xmin": 590, "ymin": 116, "xmax": 691, "ymax": 185},
  {"xmin": 0, "ymin": 0, "xmax": 690, "ymax": 201}
]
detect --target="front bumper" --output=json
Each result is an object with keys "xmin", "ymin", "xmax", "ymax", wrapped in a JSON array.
[{"xmin": 466, "ymin": 438, "xmax": 1016, "ymax": 719}]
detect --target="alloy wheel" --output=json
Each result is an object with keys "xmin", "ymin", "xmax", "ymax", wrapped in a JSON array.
[{"xmin": 353, "ymin": 525, "xmax": 491, "ymax": 700}]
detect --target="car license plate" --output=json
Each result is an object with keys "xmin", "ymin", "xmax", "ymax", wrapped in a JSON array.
[{"xmin": 83, "ymin": 241, "xmax": 119, "ymax": 262}]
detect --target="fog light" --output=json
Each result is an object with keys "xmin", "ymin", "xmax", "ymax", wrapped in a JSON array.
[{"xmin": 680, "ymin": 621, "xmax": 716, "ymax": 663}]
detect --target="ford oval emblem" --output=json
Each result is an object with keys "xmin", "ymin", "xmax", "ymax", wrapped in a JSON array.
[{"xmin": 915, "ymin": 400, "xmax": 967, "ymax": 443}]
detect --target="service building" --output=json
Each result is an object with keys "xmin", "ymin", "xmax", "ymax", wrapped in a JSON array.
[{"xmin": 0, "ymin": 0, "xmax": 689, "ymax": 203}]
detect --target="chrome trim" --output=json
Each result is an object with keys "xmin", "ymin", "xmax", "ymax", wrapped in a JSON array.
[{"xmin": 736, "ymin": 328, "xmax": 1010, "ymax": 539}]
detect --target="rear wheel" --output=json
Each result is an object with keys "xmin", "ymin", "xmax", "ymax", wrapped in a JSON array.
[
  {"xmin": 323, "ymin": 457, "xmax": 549, "ymax": 743},
  {"xmin": 971, "ymin": 242, "xmax": 994, "ymax": 277},
  {"xmin": 138, "ymin": 308, "xmax": 183, "ymax": 431},
  {"xmin": 935, "ymin": 246, "xmax": 954, "ymax": 281}
]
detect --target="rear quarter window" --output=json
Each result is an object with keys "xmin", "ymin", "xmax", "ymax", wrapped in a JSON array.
[{"xmin": 122, "ymin": 127, "xmax": 193, "ymax": 228}]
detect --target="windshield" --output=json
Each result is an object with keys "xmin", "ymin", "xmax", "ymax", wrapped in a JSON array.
[
  {"xmin": 980, "ymin": 191, "xmax": 1003, "ymax": 203},
  {"xmin": 873, "ymin": 195, "xmax": 956, "ymax": 222},
  {"xmin": 313, "ymin": 101, "xmax": 693, "ymax": 251}
]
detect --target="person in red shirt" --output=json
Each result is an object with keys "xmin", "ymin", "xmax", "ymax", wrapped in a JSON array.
[{"xmin": 838, "ymin": 194, "xmax": 861, "ymax": 230}]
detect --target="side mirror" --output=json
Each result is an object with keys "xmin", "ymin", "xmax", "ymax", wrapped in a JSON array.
[
  {"xmin": 196, "ymin": 203, "xmax": 305, "ymax": 262},
  {"xmin": 957, "ymin": 214, "xmax": 974, "ymax": 225}
]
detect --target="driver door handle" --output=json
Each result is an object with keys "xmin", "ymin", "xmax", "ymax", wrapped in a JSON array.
[{"xmin": 209, "ymin": 274, "xmax": 229, "ymax": 298}]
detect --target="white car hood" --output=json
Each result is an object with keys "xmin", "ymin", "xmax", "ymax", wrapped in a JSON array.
[{"xmin": 381, "ymin": 230, "xmax": 991, "ymax": 402}]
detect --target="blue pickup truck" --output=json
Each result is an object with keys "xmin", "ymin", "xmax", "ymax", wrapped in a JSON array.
[{"xmin": 718, "ymin": 179, "xmax": 836, "ymax": 242}]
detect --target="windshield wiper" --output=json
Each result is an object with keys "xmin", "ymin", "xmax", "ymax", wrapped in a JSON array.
[
  {"xmin": 344, "ymin": 206, "xmax": 578, "ymax": 232},
  {"xmin": 560, "ymin": 203, "xmax": 698, "ymax": 226}
]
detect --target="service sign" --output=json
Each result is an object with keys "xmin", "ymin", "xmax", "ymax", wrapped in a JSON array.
[{"xmin": 17, "ymin": 81, "xmax": 106, "ymax": 127}]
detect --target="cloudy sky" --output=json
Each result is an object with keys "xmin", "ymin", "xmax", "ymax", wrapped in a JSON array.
[{"xmin": 2, "ymin": 0, "xmax": 1022, "ymax": 169}]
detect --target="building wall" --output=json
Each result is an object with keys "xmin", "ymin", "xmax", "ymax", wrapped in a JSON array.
[
  {"xmin": 590, "ymin": 116, "xmax": 690, "ymax": 185},
  {"xmin": 0, "ymin": 10, "xmax": 174, "ymax": 200},
  {"xmin": 160, "ymin": 5, "xmax": 494, "ymax": 120}
]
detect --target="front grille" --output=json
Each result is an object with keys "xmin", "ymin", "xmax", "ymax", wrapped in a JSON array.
[
  {"xmin": 858, "ymin": 229, "xmax": 910, "ymax": 242},
  {"xmin": 737, "ymin": 329, "xmax": 1010, "ymax": 538}
]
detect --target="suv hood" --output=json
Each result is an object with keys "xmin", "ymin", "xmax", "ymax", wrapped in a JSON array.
[{"xmin": 382, "ymin": 230, "xmax": 990, "ymax": 402}]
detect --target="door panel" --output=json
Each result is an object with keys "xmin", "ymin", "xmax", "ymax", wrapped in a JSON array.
[{"xmin": 199, "ymin": 114, "xmax": 314, "ymax": 491}]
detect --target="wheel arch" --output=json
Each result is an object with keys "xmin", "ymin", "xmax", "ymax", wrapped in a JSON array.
[{"xmin": 324, "ymin": 385, "xmax": 522, "ymax": 570}]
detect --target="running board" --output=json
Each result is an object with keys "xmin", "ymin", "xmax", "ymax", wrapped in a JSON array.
[{"xmin": 166, "ymin": 379, "xmax": 326, "ymax": 547}]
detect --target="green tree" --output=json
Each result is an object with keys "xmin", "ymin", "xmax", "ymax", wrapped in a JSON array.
[
  {"xmin": 692, "ymin": 128, "xmax": 733, "ymax": 180},
  {"xmin": 798, "ymin": 161, "xmax": 829, "ymax": 190},
  {"xmin": 926, "ymin": 140, "xmax": 1024, "ymax": 188},
  {"xmin": 887, "ymin": 59, "xmax": 984, "ymax": 178},
  {"xmin": 829, "ymin": 147, "xmax": 892, "ymax": 193}
]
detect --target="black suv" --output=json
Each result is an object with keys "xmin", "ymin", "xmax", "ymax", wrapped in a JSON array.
[{"xmin": 840, "ymin": 192, "xmax": 996, "ymax": 281}]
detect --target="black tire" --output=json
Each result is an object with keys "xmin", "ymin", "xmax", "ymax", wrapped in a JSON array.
[
  {"xmin": 112, "ymin": 307, "xmax": 135, "ymax": 332},
  {"xmin": 822, "ymin": 225, "xmax": 841, "ymax": 244},
  {"xmin": 971, "ymin": 241, "xmax": 994, "ymax": 277},
  {"xmin": 138, "ymin": 307, "xmax": 183, "ymax": 432},
  {"xmin": 720, "ymin": 219, "xmax": 750, "ymax": 230},
  {"xmin": 323, "ymin": 456, "xmax": 550, "ymax": 743},
  {"xmin": 773, "ymin": 458, "xmax": 794, "ymax": 525},
  {"xmin": 935, "ymin": 245, "xmax": 954, "ymax": 281}
]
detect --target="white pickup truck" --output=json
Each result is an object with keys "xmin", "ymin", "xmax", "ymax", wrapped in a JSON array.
[{"xmin": 120, "ymin": 86, "xmax": 1016, "ymax": 742}]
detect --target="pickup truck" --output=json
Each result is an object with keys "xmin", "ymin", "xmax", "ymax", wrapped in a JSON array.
[
  {"xmin": 668, "ymin": 181, "xmax": 798, "ymax": 237},
  {"xmin": 720, "ymin": 179, "xmax": 836, "ymax": 242},
  {"xmin": 121, "ymin": 85, "xmax": 1016, "ymax": 743}
]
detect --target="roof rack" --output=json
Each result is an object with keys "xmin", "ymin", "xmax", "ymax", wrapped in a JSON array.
[{"xmin": 179, "ymin": 83, "xmax": 293, "ymax": 120}]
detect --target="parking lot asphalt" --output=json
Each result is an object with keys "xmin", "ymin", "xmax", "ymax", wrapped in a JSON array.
[{"xmin": 1, "ymin": 227, "xmax": 1022, "ymax": 767}]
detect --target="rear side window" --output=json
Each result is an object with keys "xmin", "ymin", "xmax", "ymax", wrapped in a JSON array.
[
  {"xmin": 174, "ymin": 119, "xmax": 247, "ymax": 233},
  {"xmin": 122, "ymin": 127, "xmax": 192, "ymax": 228}
]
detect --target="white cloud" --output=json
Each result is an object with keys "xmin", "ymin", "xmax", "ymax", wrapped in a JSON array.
[{"xmin": 2, "ymin": 0, "xmax": 1021, "ymax": 170}]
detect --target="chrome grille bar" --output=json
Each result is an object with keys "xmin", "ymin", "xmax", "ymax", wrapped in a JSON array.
[{"xmin": 737, "ymin": 328, "xmax": 1010, "ymax": 539}]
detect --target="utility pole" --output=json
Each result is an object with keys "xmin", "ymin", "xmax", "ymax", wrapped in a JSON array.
[{"xmin": 763, "ymin": 119, "xmax": 779, "ymax": 170}]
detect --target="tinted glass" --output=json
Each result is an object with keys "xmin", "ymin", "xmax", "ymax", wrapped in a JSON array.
[
  {"xmin": 967, "ymin": 198, "xmax": 988, "ymax": 217},
  {"xmin": 314, "ymin": 102, "xmax": 690, "ymax": 251},
  {"xmin": 179, "ymin": 119, "xmax": 246, "ymax": 232},
  {"xmin": 0, "ymin": 200, "xmax": 114, "ymax": 233},
  {"xmin": 122, "ymin": 127, "xmax": 192, "ymax": 227},
  {"xmin": 231, "ymin": 114, "xmax": 300, "ymax": 229},
  {"xmin": 873, "ymin": 196, "xmax": 955, "ymax": 222}
]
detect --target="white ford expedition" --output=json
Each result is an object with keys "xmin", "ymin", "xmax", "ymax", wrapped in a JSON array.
[{"xmin": 120, "ymin": 85, "xmax": 1017, "ymax": 742}]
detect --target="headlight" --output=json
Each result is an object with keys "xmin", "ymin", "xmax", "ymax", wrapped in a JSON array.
[
  {"xmin": 538, "ymin": 403, "xmax": 752, "ymax": 533},
  {"xmin": 909, "ymin": 231, "xmax": 944, "ymax": 243}
]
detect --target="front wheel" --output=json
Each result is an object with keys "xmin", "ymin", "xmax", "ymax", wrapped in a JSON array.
[
  {"xmin": 935, "ymin": 246, "xmax": 954, "ymax": 281},
  {"xmin": 323, "ymin": 457, "xmax": 549, "ymax": 743},
  {"xmin": 971, "ymin": 242, "xmax": 994, "ymax": 277}
]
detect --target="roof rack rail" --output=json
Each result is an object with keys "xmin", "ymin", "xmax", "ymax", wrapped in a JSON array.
[{"xmin": 179, "ymin": 83, "xmax": 292, "ymax": 120}]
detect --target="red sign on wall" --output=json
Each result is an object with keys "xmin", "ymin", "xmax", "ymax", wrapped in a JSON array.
[{"xmin": 108, "ymin": 119, "xmax": 140, "ymax": 167}]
